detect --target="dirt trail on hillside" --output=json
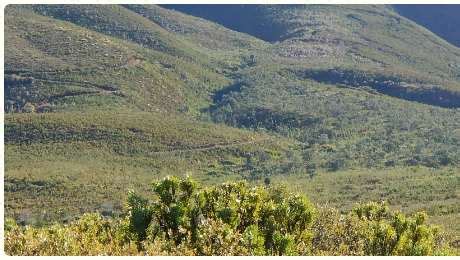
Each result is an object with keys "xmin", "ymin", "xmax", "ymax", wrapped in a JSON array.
[{"xmin": 148, "ymin": 139, "xmax": 270, "ymax": 155}]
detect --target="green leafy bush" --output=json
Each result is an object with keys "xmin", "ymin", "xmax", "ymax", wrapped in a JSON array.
[{"xmin": 5, "ymin": 176, "xmax": 454, "ymax": 256}]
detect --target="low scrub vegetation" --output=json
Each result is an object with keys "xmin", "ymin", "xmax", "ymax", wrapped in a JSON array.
[{"xmin": 5, "ymin": 176, "xmax": 454, "ymax": 255}]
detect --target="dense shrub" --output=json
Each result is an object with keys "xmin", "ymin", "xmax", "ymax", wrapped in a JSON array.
[{"xmin": 4, "ymin": 176, "xmax": 454, "ymax": 256}]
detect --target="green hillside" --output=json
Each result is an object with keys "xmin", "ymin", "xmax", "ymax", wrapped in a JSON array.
[
  {"xmin": 195, "ymin": 5, "xmax": 460, "ymax": 170},
  {"xmin": 5, "ymin": 5, "xmax": 264, "ymax": 115},
  {"xmin": 4, "ymin": 4, "xmax": 460, "ymax": 250},
  {"xmin": 165, "ymin": 5, "xmax": 460, "ymax": 88},
  {"xmin": 5, "ymin": 110, "xmax": 300, "ymax": 223}
]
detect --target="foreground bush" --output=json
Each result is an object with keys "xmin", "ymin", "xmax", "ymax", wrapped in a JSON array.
[{"xmin": 5, "ymin": 176, "xmax": 454, "ymax": 255}]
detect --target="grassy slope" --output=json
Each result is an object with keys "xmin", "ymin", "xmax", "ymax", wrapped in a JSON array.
[
  {"xmin": 5, "ymin": 110, "xmax": 299, "ymax": 223},
  {"xmin": 203, "ymin": 5, "xmax": 460, "ymax": 169},
  {"xmin": 211, "ymin": 68, "xmax": 460, "ymax": 169},
  {"xmin": 4, "ymin": 5, "xmax": 265, "ymax": 115},
  {"xmin": 4, "ymin": 4, "xmax": 460, "ymax": 243},
  {"xmin": 165, "ymin": 5, "xmax": 460, "ymax": 87}
]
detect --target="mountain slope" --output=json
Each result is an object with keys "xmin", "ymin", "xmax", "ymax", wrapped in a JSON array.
[
  {"xmin": 6, "ymin": 4, "xmax": 460, "ymax": 114},
  {"xmin": 165, "ymin": 5, "xmax": 460, "ymax": 89},
  {"xmin": 5, "ymin": 3, "xmax": 460, "ymax": 180},
  {"xmin": 5, "ymin": 5, "xmax": 266, "ymax": 115},
  {"xmin": 163, "ymin": 5, "xmax": 460, "ymax": 169}
]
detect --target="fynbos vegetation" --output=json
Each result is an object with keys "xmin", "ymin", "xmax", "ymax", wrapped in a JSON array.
[{"xmin": 4, "ymin": 177, "xmax": 455, "ymax": 256}]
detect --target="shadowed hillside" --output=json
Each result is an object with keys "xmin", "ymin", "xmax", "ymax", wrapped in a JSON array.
[{"xmin": 394, "ymin": 5, "xmax": 460, "ymax": 48}]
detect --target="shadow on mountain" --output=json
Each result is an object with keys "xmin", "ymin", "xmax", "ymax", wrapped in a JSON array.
[{"xmin": 293, "ymin": 68, "xmax": 460, "ymax": 108}]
